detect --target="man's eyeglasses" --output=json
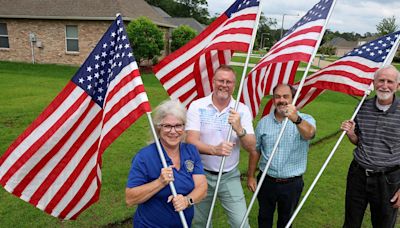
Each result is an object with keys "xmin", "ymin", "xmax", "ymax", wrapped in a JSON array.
[
  {"xmin": 158, "ymin": 124, "xmax": 185, "ymax": 132},
  {"xmin": 214, "ymin": 79, "xmax": 234, "ymax": 86}
]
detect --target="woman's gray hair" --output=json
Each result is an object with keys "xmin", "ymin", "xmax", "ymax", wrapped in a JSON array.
[{"xmin": 153, "ymin": 100, "xmax": 187, "ymax": 132}]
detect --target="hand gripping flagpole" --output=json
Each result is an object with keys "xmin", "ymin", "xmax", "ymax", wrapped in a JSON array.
[
  {"xmin": 146, "ymin": 113, "xmax": 189, "ymax": 228},
  {"xmin": 239, "ymin": 0, "xmax": 338, "ymax": 227},
  {"xmin": 284, "ymin": 32, "xmax": 400, "ymax": 228},
  {"xmin": 205, "ymin": 1, "xmax": 264, "ymax": 227}
]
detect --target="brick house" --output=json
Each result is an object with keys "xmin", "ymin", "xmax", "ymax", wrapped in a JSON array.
[{"xmin": 0, "ymin": 0, "xmax": 175, "ymax": 65}]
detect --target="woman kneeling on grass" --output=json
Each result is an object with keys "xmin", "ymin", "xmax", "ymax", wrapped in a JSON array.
[{"xmin": 125, "ymin": 100, "xmax": 207, "ymax": 227}]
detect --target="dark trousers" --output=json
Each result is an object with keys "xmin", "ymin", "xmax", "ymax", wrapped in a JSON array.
[
  {"xmin": 257, "ymin": 172, "xmax": 304, "ymax": 228},
  {"xmin": 343, "ymin": 160, "xmax": 400, "ymax": 228}
]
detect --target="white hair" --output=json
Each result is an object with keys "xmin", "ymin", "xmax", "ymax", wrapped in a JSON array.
[
  {"xmin": 152, "ymin": 100, "xmax": 187, "ymax": 134},
  {"xmin": 374, "ymin": 65, "xmax": 400, "ymax": 83}
]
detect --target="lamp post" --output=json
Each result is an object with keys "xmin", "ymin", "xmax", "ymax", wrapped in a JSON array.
[
  {"xmin": 280, "ymin": 13, "xmax": 299, "ymax": 38},
  {"xmin": 260, "ymin": 32, "xmax": 269, "ymax": 49},
  {"xmin": 263, "ymin": 38, "xmax": 269, "ymax": 49}
]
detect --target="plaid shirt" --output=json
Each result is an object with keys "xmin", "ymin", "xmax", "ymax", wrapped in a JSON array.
[{"xmin": 256, "ymin": 112, "xmax": 316, "ymax": 178}]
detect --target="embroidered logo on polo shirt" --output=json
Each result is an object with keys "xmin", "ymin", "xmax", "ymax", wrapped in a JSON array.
[{"xmin": 185, "ymin": 160, "xmax": 194, "ymax": 173}]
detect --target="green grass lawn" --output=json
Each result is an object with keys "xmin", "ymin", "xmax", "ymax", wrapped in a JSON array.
[{"xmin": 0, "ymin": 61, "xmax": 395, "ymax": 227}]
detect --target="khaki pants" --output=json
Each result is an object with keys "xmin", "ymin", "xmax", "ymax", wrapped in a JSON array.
[{"xmin": 192, "ymin": 167, "xmax": 250, "ymax": 228}]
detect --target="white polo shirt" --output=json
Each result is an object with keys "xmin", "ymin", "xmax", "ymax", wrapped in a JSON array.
[{"xmin": 186, "ymin": 93, "xmax": 254, "ymax": 172}]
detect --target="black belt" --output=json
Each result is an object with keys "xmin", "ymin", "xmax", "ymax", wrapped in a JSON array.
[
  {"xmin": 353, "ymin": 160, "xmax": 400, "ymax": 177},
  {"xmin": 205, "ymin": 169, "xmax": 227, "ymax": 175},
  {"xmin": 265, "ymin": 174, "xmax": 302, "ymax": 183}
]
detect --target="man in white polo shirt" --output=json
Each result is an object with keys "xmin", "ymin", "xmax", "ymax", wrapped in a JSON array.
[{"xmin": 186, "ymin": 65, "xmax": 256, "ymax": 227}]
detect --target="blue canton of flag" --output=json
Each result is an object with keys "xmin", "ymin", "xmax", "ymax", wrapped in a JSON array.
[
  {"xmin": 226, "ymin": 0, "xmax": 259, "ymax": 16},
  {"xmin": 345, "ymin": 31, "xmax": 400, "ymax": 62},
  {"xmin": 71, "ymin": 16, "xmax": 136, "ymax": 107},
  {"xmin": 285, "ymin": 0, "xmax": 333, "ymax": 37}
]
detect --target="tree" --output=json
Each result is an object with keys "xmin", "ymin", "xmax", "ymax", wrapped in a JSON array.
[
  {"xmin": 256, "ymin": 14, "xmax": 278, "ymax": 50},
  {"xmin": 126, "ymin": 17, "xmax": 164, "ymax": 66},
  {"xmin": 376, "ymin": 16, "xmax": 399, "ymax": 35},
  {"xmin": 171, "ymin": 25, "xmax": 197, "ymax": 52},
  {"xmin": 145, "ymin": 0, "xmax": 210, "ymax": 25}
]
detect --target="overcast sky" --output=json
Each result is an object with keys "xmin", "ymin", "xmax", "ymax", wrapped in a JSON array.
[{"xmin": 207, "ymin": 0, "xmax": 400, "ymax": 35}]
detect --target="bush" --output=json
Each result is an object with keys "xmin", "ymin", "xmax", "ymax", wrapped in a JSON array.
[
  {"xmin": 319, "ymin": 45, "xmax": 336, "ymax": 56},
  {"xmin": 126, "ymin": 16, "xmax": 164, "ymax": 66},
  {"xmin": 171, "ymin": 25, "xmax": 197, "ymax": 52}
]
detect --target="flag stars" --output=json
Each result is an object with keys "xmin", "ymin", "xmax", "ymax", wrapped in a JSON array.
[
  {"xmin": 87, "ymin": 66, "xmax": 93, "ymax": 72},
  {"xmin": 95, "ymin": 64, "xmax": 100, "ymax": 69},
  {"xmin": 101, "ymin": 52, "xmax": 107, "ymax": 58},
  {"xmin": 369, "ymin": 52, "xmax": 375, "ymax": 56},
  {"xmin": 110, "ymin": 41, "xmax": 115, "ymax": 46},
  {"xmin": 97, "ymin": 96, "xmax": 103, "ymax": 102},
  {"xmin": 95, "ymin": 55, "xmax": 100, "ymax": 60},
  {"xmin": 94, "ymin": 72, "xmax": 100, "ymax": 78},
  {"xmin": 111, "ymin": 32, "xmax": 116, "ymax": 37},
  {"xmin": 87, "ymin": 75, "xmax": 93, "ymax": 81},
  {"xmin": 87, "ymin": 84, "xmax": 92, "ymax": 90},
  {"xmin": 99, "ymin": 78, "xmax": 104, "ymax": 84},
  {"xmin": 98, "ymin": 87, "xmax": 104, "ymax": 93},
  {"xmin": 103, "ymin": 43, "xmax": 108, "ymax": 49},
  {"xmin": 79, "ymin": 78, "xmax": 84, "ymax": 84}
]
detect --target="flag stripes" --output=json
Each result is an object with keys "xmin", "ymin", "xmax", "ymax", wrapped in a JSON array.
[{"xmin": 241, "ymin": 0, "xmax": 334, "ymax": 117}]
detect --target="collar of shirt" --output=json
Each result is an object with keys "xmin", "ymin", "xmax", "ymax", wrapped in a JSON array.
[
  {"xmin": 372, "ymin": 95, "xmax": 399, "ymax": 113},
  {"xmin": 205, "ymin": 93, "xmax": 236, "ymax": 114}
]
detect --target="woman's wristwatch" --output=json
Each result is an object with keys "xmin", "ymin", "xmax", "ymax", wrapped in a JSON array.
[{"xmin": 186, "ymin": 196, "xmax": 194, "ymax": 207}]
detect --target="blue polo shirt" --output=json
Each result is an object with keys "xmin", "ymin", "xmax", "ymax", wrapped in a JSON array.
[
  {"xmin": 255, "ymin": 112, "xmax": 316, "ymax": 178},
  {"xmin": 127, "ymin": 142, "xmax": 204, "ymax": 227}
]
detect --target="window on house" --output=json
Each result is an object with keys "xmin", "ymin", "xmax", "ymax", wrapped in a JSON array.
[
  {"xmin": 0, "ymin": 23, "xmax": 10, "ymax": 48},
  {"xmin": 66, "ymin": 25, "xmax": 79, "ymax": 52}
]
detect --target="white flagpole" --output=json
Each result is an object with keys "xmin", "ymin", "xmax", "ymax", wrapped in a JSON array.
[
  {"xmin": 239, "ymin": 0, "xmax": 338, "ymax": 227},
  {"xmin": 205, "ymin": 1, "xmax": 264, "ymax": 227},
  {"xmin": 284, "ymin": 32, "xmax": 400, "ymax": 228},
  {"xmin": 146, "ymin": 113, "xmax": 189, "ymax": 228}
]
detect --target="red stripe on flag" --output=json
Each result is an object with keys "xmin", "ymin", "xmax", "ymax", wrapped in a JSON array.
[
  {"xmin": 103, "ymin": 85, "xmax": 147, "ymax": 124},
  {"xmin": 29, "ymin": 112, "xmax": 102, "ymax": 206},
  {"xmin": 0, "ymin": 91, "xmax": 88, "ymax": 186},
  {"xmin": 12, "ymin": 101, "xmax": 97, "ymax": 197},
  {"xmin": 105, "ymin": 69, "xmax": 141, "ymax": 103},
  {"xmin": 0, "ymin": 82, "xmax": 76, "ymax": 167},
  {"xmin": 44, "ymin": 138, "xmax": 99, "ymax": 214},
  {"xmin": 153, "ymin": 14, "xmax": 230, "ymax": 73},
  {"xmin": 166, "ymin": 72, "xmax": 193, "ymax": 95},
  {"xmin": 100, "ymin": 102, "xmax": 152, "ymax": 153},
  {"xmin": 58, "ymin": 166, "xmax": 98, "ymax": 219}
]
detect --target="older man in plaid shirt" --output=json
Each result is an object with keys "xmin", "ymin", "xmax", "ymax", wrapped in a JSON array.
[{"xmin": 247, "ymin": 84, "xmax": 316, "ymax": 228}]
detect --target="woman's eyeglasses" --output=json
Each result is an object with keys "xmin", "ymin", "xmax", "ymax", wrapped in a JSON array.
[{"xmin": 158, "ymin": 124, "xmax": 185, "ymax": 132}]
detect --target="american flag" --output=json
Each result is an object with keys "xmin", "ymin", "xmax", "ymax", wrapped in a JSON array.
[
  {"xmin": 0, "ymin": 15, "xmax": 151, "ymax": 220},
  {"xmin": 261, "ymin": 30, "xmax": 400, "ymax": 116},
  {"xmin": 153, "ymin": 0, "xmax": 260, "ymax": 107},
  {"xmin": 241, "ymin": 0, "xmax": 334, "ymax": 117}
]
